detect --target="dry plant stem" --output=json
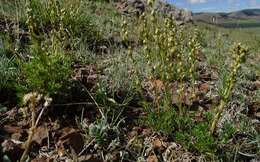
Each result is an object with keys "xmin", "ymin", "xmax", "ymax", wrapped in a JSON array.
[
  {"xmin": 188, "ymin": 30, "xmax": 200, "ymax": 101},
  {"xmin": 20, "ymin": 95, "xmax": 48, "ymax": 162},
  {"xmin": 210, "ymin": 78, "xmax": 234, "ymax": 135},
  {"xmin": 20, "ymin": 99, "xmax": 36, "ymax": 162},
  {"xmin": 80, "ymin": 82, "xmax": 105, "ymax": 119},
  {"xmin": 78, "ymin": 138, "xmax": 95, "ymax": 156},
  {"xmin": 177, "ymin": 48, "xmax": 185, "ymax": 114},
  {"xmin": 20, "ymin": 127, "xmax": 35, "ymax": 162},
  {"xmin": 210, "ymin": 76, "xmax": 235, "ymax": 134}
]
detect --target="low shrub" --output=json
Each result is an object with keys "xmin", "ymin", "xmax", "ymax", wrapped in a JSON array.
[{"xmin": 17, "ymin": 51, "xmax": 71, "ymax": 96}]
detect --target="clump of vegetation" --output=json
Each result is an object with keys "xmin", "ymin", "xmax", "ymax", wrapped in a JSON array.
[
  {"xmin": 19, "ymin": 51, "xmax": 71, "ymax": 95},
  {"xmin": 120, "ymin": 1, "xmax": 216, "ymax": 156},
  {"xmin": 123, "ymin": 1, "xmax": 202, "ymax": 115},
  {"xmin": 120, "ymin": 0, "xmax": 253, "ymax": 158},
  {"xmin": 0, "ymin": 0, "xmax": 258, "ymax": 161},
  {"xmin": 0, "ymin": 33, "xmax": 18, "ymax": 89},
  {"xmin": 144, "ymin": 101, "xmax": 179, "ymax": 135},
  {"xmin": 175, "ymin": 122, "xmax": 217, "ymax": 155}
]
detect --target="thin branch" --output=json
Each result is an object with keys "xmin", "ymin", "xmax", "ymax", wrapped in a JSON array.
[
  {"xmin": 52, "ymin": 102, "xmax": 96, "ymax": 107},
  {"xmin": 78, "ymin": 138, "xmax": 95, "ymax": 156},
  {"xmin": 79, "ymin": 82, "xmax": 105, "ymax": 119}
]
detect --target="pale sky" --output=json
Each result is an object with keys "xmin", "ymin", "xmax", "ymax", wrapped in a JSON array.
[{"xmin": 167, "ymin": 0, "xmax": 260, "ymax": 12}]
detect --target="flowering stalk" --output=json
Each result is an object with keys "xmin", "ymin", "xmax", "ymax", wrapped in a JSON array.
[
  {"xmin": 188, "ymin": 29, "xmax": 201, "ymax": 100},
  {"xmin": 130, "ymin": 0, "xmax": 201, "ymax": 116},
  {"xmin": 176, "ymin": 27, "xmax": 186, "ymax": 115},
  {"xmin": 20, "ymin": 93, "xmax": 52, "ymax": 162},
  {"xmin": 26, "ymin": 0, "xmax": 41, "ymax": 50},
  {"xmin": 210, "ymin": 43, "xmax": 249, "ymax": 134},
  {"xmin": 166, "ymin": 17, "xmax": 177, "ymax": 81}
]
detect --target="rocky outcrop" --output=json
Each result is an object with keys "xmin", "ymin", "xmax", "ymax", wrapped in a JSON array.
[
  {"xmin": 116, "ymin": 0, "xmax": 192, "ymax": 23},
  {"xmin": 116, "ymin": 0, "xmax": 147, "ymax": 16},
  {"xmin": 154, "ymin": 0, "xmax": 192, "ymax": 22}
]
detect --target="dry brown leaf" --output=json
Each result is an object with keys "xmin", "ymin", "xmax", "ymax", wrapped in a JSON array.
[
  {"xmin": 3, "ymin": 125, "xmax": 23, "ymax": 134},
  {"xmin": 197, "ymin": 50, "xmax": 207, "ymax": 61},
  {"xmin": 31, "ymin": 157, "xmax": 52, "ymax": 162},
  {"xmin": 128, "ymin": 130, "xmax": 138, "ymax": 139},
  {"xmin": 255, "ymin": 112, "xmax": 260, "ymax": 119},
  {"xmin": 171, "ymin": 84, "xmax": 193, "ymax": 106},
  {"xmin": 153, "ymin": 138, "xmax": 162, "ymax": 149},
  {"xmin": 57, "ymin": 128, "xmax": 84, "ymax": 155},
  {"xmin": 142, "ymin": 128, "xmax": 152, "ymax": 136},
  {"xmin": 147, "ymin": 155, "xmax": 159, "ymax": 162},
  {"xmin": 1, "ymin": 139, "xmax": 24, "ymax": 162},
  {"xmin": 32, "ymin": 126, "xmax": 48, "ymax": 145},
  {"xmin": 145, "ymin": 79, "xmax": 165, "ymax": 94},
  {"xmin": 2, "ymin": 125, "xmax": 25, "ymax": 141},
  {"xmin": 199, "ymin": 83, "xmax": 210, "ymax": 93},
  {"xmin": 255, "ymin": 81, "xmax": 260, "ymax": 89}
]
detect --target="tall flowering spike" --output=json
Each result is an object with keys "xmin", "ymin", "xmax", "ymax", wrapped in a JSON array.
[
  {"xmin": 188, "ymin": 29, "xmax": 201, "ymax": 99},
  {"xmin": 26, "ymin": 0, "xmax": 38, "ymax": 43},
  {"xmin": 121, "ymin": 19, "xmax": 128, "ymax": 42},
  {"xmin": 148, "ymin": 0, "xmax": 155, "ymax": 6},
  {"xmin": 210, "ymin": 43, "xmax": 249, "ymax": 134}
]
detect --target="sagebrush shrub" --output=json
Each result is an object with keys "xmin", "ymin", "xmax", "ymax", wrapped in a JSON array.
[
  {"xmin": 17, "ymin": 0, "xmax": 73, "ymax": 96},
  {"xmin": 18, "ymin": 51, "xmax": 71, "ymax": 95}
]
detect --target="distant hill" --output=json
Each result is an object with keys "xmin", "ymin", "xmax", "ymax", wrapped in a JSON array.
[
  {"xmin": 193, "ymin": 9, "xmax": 260, "ymax": 28},
  {"xmin": 228, "ymin": 9, "xmax": 260, "ymax": 18}
]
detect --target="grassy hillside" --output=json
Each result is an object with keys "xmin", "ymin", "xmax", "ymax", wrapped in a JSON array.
[
  {"xmin": 195, "ymin": 22, "xmax": 260, "ymax": 48},
  {"xmin": 195, "ymin": 21, "xmax": 260, "ymax": 76},
  {"xmin": 0, "ymin": 1, "xmax": 259, "ymax": 162},
  {"xmin": 194, "ymin": 9, "xmax": 260, "ymax": 28}
]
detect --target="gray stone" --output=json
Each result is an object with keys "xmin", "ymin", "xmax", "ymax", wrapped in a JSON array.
[{"xmin": 117, "ymin": 0, "xmax": 192, "ymax": 23}]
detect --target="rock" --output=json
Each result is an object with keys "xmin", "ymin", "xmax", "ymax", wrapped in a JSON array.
[
  {"xmin": 117, "ymin": 0, "xmax": 146, "ymax": 16},
  {"xmin": 73, "ymin": 64, "xmax": 98, "ymax": 89},
  {"xmin": 154, "ymin": 0, "xmax": 192, "ymax": 23},
  {"xmin": 32, "ymin": 125, "xmax": 48, "ymax": 145},
  {"xmin": 199, "ymin": 83, "xmax": 210, "ymax": 93},
  {"xmin": 57, "ymin": 128, "xmax": 84, "ymax": 156},
  {"xmin": 142, "ymin": 128, "xmax": 152, "ymax": 136},
  {"xmin": 117, "ymin": 0, "xmax": 192, "ymax": 23}
]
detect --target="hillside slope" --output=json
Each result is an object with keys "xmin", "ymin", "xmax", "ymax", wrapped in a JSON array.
[{"xmin": 193, "ymin": 9, "xmax": 260, "ymax": 28}]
